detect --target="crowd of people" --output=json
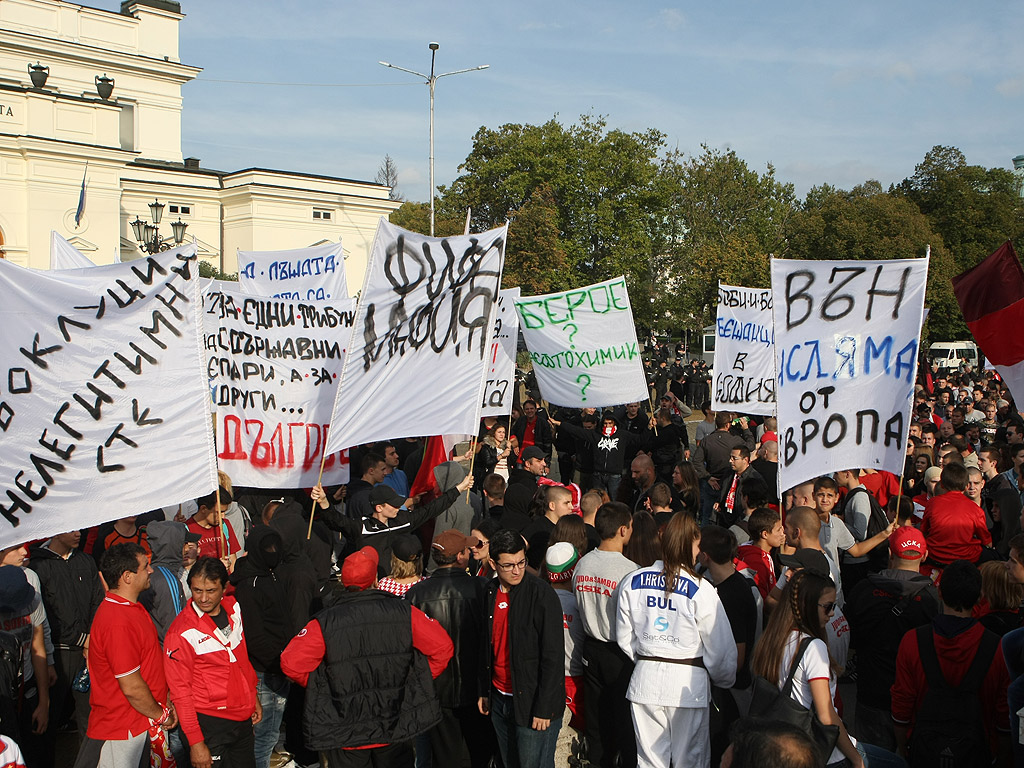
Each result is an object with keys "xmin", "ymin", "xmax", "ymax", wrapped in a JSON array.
[{"xmin": 0, "ymin": 352, "xmax": 1021, "ymax": 768}]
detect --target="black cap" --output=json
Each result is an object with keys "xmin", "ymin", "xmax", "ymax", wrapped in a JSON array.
[
  {"xmin": 391, "ymin": 534, "xmax": 422, "ymax": 562},
  {"xmin": 0, "ymin": 566, "xmax": 35, "ymax": 615},
  {"xmin": 369, "ymin": 485, "xmax": 406, "ymax": 509},
  {"xmin": 778, "ymin": 549, "xmax": 833, "ymax": 582},
  {"xmin": 522, "ymin": 446, "xmax": 546, "ymax": 462}
]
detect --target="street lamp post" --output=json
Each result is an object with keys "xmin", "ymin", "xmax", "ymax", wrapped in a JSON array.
[
  {"xmin": 130, "ymin": 199, "xmax": 187, "ymax": 255},
  {"xmin": 379, "ymin": 43, "xmax": 488, "ymax": 236}
]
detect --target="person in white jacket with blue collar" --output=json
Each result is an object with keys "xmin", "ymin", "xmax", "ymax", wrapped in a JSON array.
[{"xmin": 616, "ymin": 513, "xmax": 737, "ymax": 768}]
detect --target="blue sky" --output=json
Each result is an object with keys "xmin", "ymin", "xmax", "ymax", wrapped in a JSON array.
[{"xmin": 150, "ymin": 2, "xmax": 1024, "ymax": 202}]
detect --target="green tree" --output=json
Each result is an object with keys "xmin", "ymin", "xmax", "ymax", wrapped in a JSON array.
[
  {"xmin": 503, "ymin": 184, "xmax": 569, "ymax": 295},
  {"xmin": 199, "ymin": 260, "xmax": 237, "ymax": 281},
  {"xmin": 893, "ymin": 145, "xmax": 1024, "ymax": 272},
  {"xmin": 437, "ymin": 114, "xmax": 671, "ymax": 311},
  {"xmin": 662, "ymin": 146, "xmax": 796, "ymax": 331},
  {"xmin": 388, "ymin": 200, "xmax": 463, "ymax": 237},
  {"xmin": 785, "ymin": 183, "xmax": 964, "ymax": 341}
]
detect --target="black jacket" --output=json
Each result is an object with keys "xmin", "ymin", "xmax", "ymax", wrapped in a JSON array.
[
  {"xmin": 230, "ymin": 526, "xmax": 295, "ymax": 674},
  {"xmin": 503, "ymin": 468, "xmax": 540, "ymax": 529},
  {"xmin": 28, "ymin": 544, "xmax": 102, "ymax": 648},
  {"xmin": 511, "ymin": 415, "xmax": 553, "ymax": 461},
  {"xmin": 407, "ymin": 568, "xmax": 487, "ymax": 709},
  {"xmin": 557, "ymin": 421, "xmax": 648, "ymax": 475},
  {"xmin": 481, "ymin": 572, "xmax": 565, "ymax": 726},
  {"xmin": 304, "ymin": 589, "xmax": 440, "ymax": 749},
  {"xmin": 268, "ymin": 504, "xmax": 321, "ymax": 627},
  {"xmin": 321, "ymin": 487, "xmax": 461, "ymax": 576}
]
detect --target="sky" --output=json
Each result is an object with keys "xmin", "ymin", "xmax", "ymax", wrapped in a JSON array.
[{"xmin": 140, "ymin": 2, "xmax": 1024, "ymax": 203}]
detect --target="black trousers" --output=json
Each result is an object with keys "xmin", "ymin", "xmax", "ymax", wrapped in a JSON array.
[
  {"xmin": 428, "ymin": 705, "xmax": 496, "ymax": 768},
  {"xmin": 582, "ymin": 637, "xmax": 636, "ymax": 768},
  {"xmin": 196, "ymin": 712, "xmax": 256, "ymax": 768},
  {"xmin": 320, "ymin": 741, "xmax": 413, "ymax": 768}
]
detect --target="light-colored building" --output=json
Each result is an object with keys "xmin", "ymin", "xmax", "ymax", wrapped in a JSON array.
[{"xmin": 0, "ymin": 0, "xmax": 399, "ymax": 290}]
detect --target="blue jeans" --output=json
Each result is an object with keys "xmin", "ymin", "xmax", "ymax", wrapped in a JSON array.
[
  {"xmin": 490, "ymin": 690, "xmax": 559, "ymax": 768},
  {"xmin": 699, "ymin": 479, "xmax": 717, "ymax": 526},
  {"xmin": 830, "ymin": 742, "xmax": 907, "ymax": 768},
  {"xmin": 1004, "ymin": 628, "xmax": 1024, "ymax": 765},
  {"xmin": 254, "ymin": 671, "xmax": 289, "ymax": 768},
  {"xmin": 593, "ymin": 472, "xmax": 621, "ymax": 501}
]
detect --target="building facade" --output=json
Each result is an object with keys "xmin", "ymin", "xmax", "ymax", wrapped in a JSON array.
[{"xmin": 0, "ymin": 0, "xmax": 400, "ymax": 290}]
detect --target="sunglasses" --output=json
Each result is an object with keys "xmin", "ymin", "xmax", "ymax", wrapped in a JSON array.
[
  {"xmin": 473, "ymin": 540, "xmax": 488, "ymax": 549},
  {"xmin": 818, "ymin": 601, "xmax": 836, "ymax": 614}
]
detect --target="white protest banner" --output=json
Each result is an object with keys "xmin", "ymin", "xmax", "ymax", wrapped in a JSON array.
[
  {"xmin": 481, "ymin": 287, "xmax": 521, "ymax": 418},
  {"xmin": 203, "ymin": 286, "xmax": 356, "ymax": 488},
  {"xmin": 712, "ymin": 284, "xmax": 776, "ymax": 416},
  {"xmin": 324, "ymin": 220, "xmax": 506, "ymax": 452},
  {"xmin": 50, "ymin": 232, "xmax": 95, "ymax": 270},
  {"xmin": 0, "ymin": 245, "xmax": 217, "ymax": 548},
  {"xmin": 515, "ymin": 276, "xmax": 648, "ymax": 407},
  {"xmin": 771, "ymin": 257, "xmax": 928, "ymax": 491},
  {"xmin": 238, "ymin": 242, "xmax": 348, "ymax": 301}
]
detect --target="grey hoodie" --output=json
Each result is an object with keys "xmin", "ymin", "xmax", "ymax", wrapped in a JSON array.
[{"xmin": 139, "ymin": 521, "xmax": 189, "ymax": 641}]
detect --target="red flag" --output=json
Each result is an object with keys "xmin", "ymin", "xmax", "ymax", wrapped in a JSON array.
[
  {"xmin": 952, "ymin": 241, "xmax": 1024, "ymax": 404},
  {"xmin": 410, "ymin": 436, "xmax": 450, "ymax": 502}
]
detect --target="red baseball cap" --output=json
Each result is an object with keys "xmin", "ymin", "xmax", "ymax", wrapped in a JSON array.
[
  {"xmin": 889, "ymin": 527, "xmax": 926, "ymax": 560},
  {"xmin": 341, "ymin": 546, "xmax": 379, "ymax": 589},
  {"xmin": 760, "ymin": 431, "xmax": 778, "ymax": 444}
]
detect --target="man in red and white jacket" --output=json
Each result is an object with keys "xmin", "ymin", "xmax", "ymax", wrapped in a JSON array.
[{"xmin": 164, "ymin": 557, "xmax": 261, "ymax": 768}]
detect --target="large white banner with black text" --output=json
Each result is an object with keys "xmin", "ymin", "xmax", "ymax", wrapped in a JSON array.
[
  {"xmin": 238, "ymin": 242, "xmax": 348, "ymax": 301},
  {"xmin": 712, "ymin": 284, "xmax": 776, "ymax": 416},
  {"xmin": 771, "ymin": 257, "xmax": 928, "ymax": 491},
  {"xmin": 0, "ymin": 245, "xmax": 217, "ymax": 548},
  {"xmin": 515, "ymin": 276, "xmax": 648, "ymax": 407},
  {"xmin": 481, "ymin": 287, "xmax": 520, "ymax": 418},
  {"xmin": 203, "ymin": 286, "xmax": 355, "ymax": 488},
  {"xmin": 324, "ymin": 221, "xmax": 506, "ymax": 452}
]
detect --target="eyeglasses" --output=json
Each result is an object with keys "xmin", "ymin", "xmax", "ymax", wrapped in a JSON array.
[
  {"xmin": 818, "ymin": 602, "xmax": 836, "ymax": 614},
  {"xmin": 473, "ymin": 540, "xmax": 488, "ymax": 550},
  {"xmin": 496, "ymin": 559, "xmax": 527, "ymax": 572}
]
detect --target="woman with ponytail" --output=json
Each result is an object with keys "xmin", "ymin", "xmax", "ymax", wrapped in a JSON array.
[
  {"xmin": 751, "ymin": 569, "xmax": 906, "ymax": 767},
  {"xmin": 615, "ymin": 513, "xmax": 737, "ymax": 767}
]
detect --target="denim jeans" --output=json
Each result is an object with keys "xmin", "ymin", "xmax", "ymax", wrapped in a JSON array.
[
  {"xmin": 699, "ymin": 479, "xmax": 717, "ymax": 526},
  {"xmin": 254, "ymin": 671, "xmax": 290, "ymax": 768},
  {"xmin": 489, "ymin": 689, "xmax": 560, "ymax": 768},
  {"xmin": 829, "ymin": 741, "xmax": 908, "ymax": 768}
]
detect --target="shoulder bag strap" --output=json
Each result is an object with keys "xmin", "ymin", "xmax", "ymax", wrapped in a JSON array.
[{"xmin": 779, "ymin": 635, "xmax": 816, "ymax": 698}]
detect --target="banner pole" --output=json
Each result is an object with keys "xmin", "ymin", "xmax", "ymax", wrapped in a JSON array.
[
  {"xmin": 647, "ymin": 391, "xmax": 660, "ymax": 437},
  {"xmin": 465, "ymin": 437, "xmax": 478, "ymax": 502},
  {"xmin": 309, "ymin": 446, "xmax": 330, "ymax": 541},
  {"xmin": 211, "ymin": 411, "xmax": 226, "ymax": 559}
]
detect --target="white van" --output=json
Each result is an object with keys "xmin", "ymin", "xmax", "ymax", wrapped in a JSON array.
[{"xmin": 928, "ymin": 341, "xmax": 980, "ymax": 372}]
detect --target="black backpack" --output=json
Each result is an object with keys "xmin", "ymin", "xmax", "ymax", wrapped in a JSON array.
[
  {"xmin": 842, "ymin": 486, "xmax": 890, "ymax": 570},
  {"xmin": 0, "ymin": 629, "xmax": 23, "ymax": 733},
  {"xmin": 907, "ymin": 625, "xmax": 998, "ymax": 768}
]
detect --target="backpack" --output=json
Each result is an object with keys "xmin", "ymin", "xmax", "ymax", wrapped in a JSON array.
[
  {"xmin": 907, "ymin": 625, "xmax": 998, "ymax": 768},
  {"xmin": 0, "ymin": 629, "xmax": 23, "ymax": 731},
  {"xmin": 842, "ymin": 486, "xmax": 890, "ymax": 571}
]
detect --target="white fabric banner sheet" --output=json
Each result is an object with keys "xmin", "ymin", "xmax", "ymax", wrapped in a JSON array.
[
  {"xmin": 203, "ymin": 286, "xmax": 355, "ymax": 488},
  {"xmin": 0, "ymin": 245, "xmax": 217, "ymax": 548},
  {"xmin": 712, "ymin": 284, "xmax": 776, "ymax": 416},
  {"xmin": 50, "ymin": 232, "xmax": 95, "ymax": 270},
  {"xmin": 481, "ymin": 287, "xmax": 521, "ymax": 418},
  {"xmin": 771, "ymin": 257, "xmax": 928, "ymax": 491},
  {"xmin": 324, "ymin": 220, "xmax": 506, "ymax": 451},
  {"xmin": 515, "ymin": 276, "xmax": 648, "ymax": 408},
  {"xmin": 238, "ymin": 242, "xmax": 348, "ymax": 300}
]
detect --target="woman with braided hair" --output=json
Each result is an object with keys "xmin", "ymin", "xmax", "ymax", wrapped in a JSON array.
[{"xmin": 751, "ymin": 569, "xmax": 906, "ymax": 767}]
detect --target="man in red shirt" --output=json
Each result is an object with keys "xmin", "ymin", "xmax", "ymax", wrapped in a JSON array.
[
  {"xmin": 736, "ymin": 508, "xmax": 784, "ymax": 601},
  {"xmin": 74, "ymin": 543, "xmax": 177, "ymax": 768},
  {"xmin": 281, "ymin": 546, "xmax": 452, "ymax": 767},
  {"xmin": 921, "ymin": 463, "xmax": 992, "ymax": 567}
]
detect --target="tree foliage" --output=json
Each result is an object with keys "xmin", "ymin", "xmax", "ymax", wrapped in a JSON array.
[
  {"xmin": 893, "ymin": 145, "xmax": 1024, "ymax": 273},
  {"xmin": 785, "ymin": 182, "xmax": 964, "ymax": 341}
]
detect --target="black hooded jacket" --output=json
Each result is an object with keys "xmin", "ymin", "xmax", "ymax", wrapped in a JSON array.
[
  {"xmin": 28, "ymin": 542, "xmax": 102, "ymax": 647},
  {"xmin": 138, "ymin": 521, "xmax": 189, "ymax": 642},
  {"xmin": 230, "ymin": 526, "xmax": 296, "ymax": 674},
  {"xmin": 268, "ymin": 504, "xmax": 321, "ymax": 631}
]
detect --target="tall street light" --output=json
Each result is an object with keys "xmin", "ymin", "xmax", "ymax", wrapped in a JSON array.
[{"xmin": 380, "ymin": 42, "xmax": 488, "ymax": 236}]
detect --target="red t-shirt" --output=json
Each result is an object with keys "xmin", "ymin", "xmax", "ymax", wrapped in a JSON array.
[
  {"xmin": 737, "ymin": 545, "xmax": 775, "ymax": 600},
  {"xmin": 921, "ymin": 492, "xmax": 992, "ymax": 564},
  {"xmin": 186, "ymin": 517, "xmax": 240, "ymax": 560},
  {"xmin": 87, "ymin": 593, "xmax": 168, "ymax": 741},
  {"xmin": 491, "ymin": 588, "xmax": 513, "ymax": 694}
]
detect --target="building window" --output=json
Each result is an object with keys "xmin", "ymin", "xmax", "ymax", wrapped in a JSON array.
[
  {"xmin": 168, "ymin": 203, "xmax": 192, "ymax": 216},
  {"xmin": 313, "ymin": 209, "xmax": 332, "ymax": 221}
]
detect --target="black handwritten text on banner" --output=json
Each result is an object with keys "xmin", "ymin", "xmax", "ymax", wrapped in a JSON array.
[
  {"xmin": 770, "ymin": 258, "xmax": 928, "ymax": 491},
  {"xmin": 202, "ymin": 287, "xmax": 355, "ymax": 488},
  {"xmin": 325, "ymin": 221, "xmax": 506, "ymax": 452},
  {"xmin": 712, "ymin": 284, "xmax": 776, "ymax": 416},
  {"xmin": 0, "ymin": 245, "xmax": 217, "ymax": 548},
  {"xmin": 481, "ymin": 288, "xmax": 520, "ymax": 418}
]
